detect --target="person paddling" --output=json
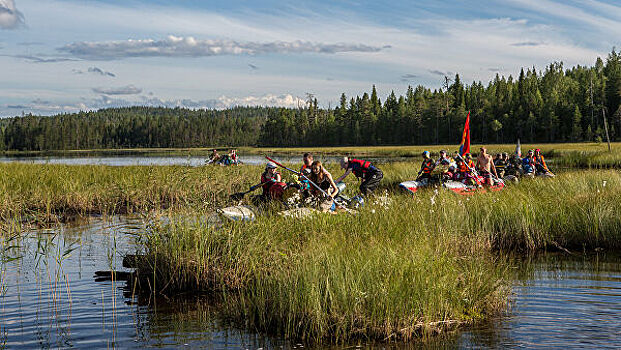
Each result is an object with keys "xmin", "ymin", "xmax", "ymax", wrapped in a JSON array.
[
  {"xmin": 336, "ymin": 157, "xmax": 383, "ymax": 195},
  {"xmin": 417, "ymin": 151, "xmax": 435, "ymax": 181}
]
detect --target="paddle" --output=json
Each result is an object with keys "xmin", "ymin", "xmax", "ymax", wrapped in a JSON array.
[
  {"xmin": 230, "ymin": 181, "xmax": 268, "ymax": 201},
  {"xmin": 265, "ymin": 156, "xmax": 349, "ymax": 208},
  {"xmin": 455, "ymin": 153, "xmax": 484, "ymax": 187}
]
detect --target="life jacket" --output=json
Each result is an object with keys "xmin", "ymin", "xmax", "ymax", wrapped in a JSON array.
[
  {"xmin": 522, "ymin": 157, "xmax": 534, "ymax": 173},
  {"xmin": 261, "ymin": 171, "xmax": 280, "ymax": 193},
  {"xmin": 268, "ymin": 182, "xmax": 287, "ymax": 199},
  {"xmin": 421, "ymin": 159, "xmax": 435, "ymax": 174},
  {"xmin": 348, "ymin": 159, "xmax": 376, "ymax": 178},
  {"xmin": 495, "ymin": 159, "xmax": 507, "ymax": 170},
  {"xmin": 534, "ymin": 155, "xmax": 548, "ymax": 170},
  {"xmin": 458, "ymin": 161, "xmax": 470, "ymax": 173}
]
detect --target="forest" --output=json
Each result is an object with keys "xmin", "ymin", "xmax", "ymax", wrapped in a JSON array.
[{"xmin": 1, "ymin": 49, "xmax": 620, "ymax": 150}]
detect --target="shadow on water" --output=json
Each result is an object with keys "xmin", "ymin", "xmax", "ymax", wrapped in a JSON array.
[{"xmin": 1, "ymin": 219, "xmax": 620, "ymax": 349}]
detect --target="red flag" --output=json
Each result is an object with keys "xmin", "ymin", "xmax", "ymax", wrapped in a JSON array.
[{"xmin": 459, "ymin": 112, "xmax": 470, "ymax": 156}]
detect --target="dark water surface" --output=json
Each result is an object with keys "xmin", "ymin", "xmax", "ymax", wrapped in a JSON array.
[{"xmin": 1, "ymin": 219, "xmax": 620, "ymax": 349}]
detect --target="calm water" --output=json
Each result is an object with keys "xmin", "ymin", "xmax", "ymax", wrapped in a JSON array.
[
  {"xmin": 1, "ymin": 219, "xmax": 620, "ymax": 349},
  {"xmin": 0, "ymin": 155, "xmax": 409, "ymax": 167}
]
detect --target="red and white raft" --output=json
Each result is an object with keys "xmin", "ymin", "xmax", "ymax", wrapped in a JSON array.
[{"xmin": 399, "ymin": 177, "xmax": 505, "ymax": 195}]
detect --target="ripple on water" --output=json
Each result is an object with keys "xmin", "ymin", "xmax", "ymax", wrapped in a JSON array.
[{"xmin": 2, "ymin": 221, "xmax": 621, "ymax": 349}]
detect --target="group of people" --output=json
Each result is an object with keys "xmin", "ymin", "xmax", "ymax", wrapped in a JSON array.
[
  {"xmin": 253, "ymin": 147, "xmax": 553, "ymax": 205},
  {"xmin": 492, "ymin": 148, "xmax": 554, "ymax": 178},
  {"xmin": 416, "ymin": 147, "xmax": 554, "ymax": 186},
  {"xmin": 417, "ymin": 147, "xmax": 502, "ymax": 186},
  {"xmin": 208, "ymin": 149, "xmax": 240, "ymax": 166},
  {"xmin": 259, "ymin": 153, "xmax": 383, "ymax": 202}
]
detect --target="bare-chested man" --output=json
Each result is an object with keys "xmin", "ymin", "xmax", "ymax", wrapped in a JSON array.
[{"xmin": 476, "ymin": 147, "xmax": 497, "ymax": 185}]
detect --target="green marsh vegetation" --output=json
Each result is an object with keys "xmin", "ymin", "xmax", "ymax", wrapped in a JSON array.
[
  {"xmin": 3, "ymin": 160, "xmax": 621, "ymax": 344},
  {"xmin": 131, "ymin": 165, "xmax": 621, "ymax": 343},
  {"xmin": 0, "ymin": 163, "xmax": 257, "ymax": 225}
]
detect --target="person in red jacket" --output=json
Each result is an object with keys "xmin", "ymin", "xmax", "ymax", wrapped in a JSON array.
[
  {"xmin": 260, "ymin": 162, "xmax": 285, "ymax": 200},
  {"xmin": 336, "ymin": 157, "xmax": 383, "ymax": 195}
]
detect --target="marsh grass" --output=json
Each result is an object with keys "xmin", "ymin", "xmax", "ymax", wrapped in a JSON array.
[
  {"xmin": 0, "ymin": 163, "xmax": 263, "ymax": 224},
  {"xmin": 138, "ymin": 201, "xmax": 509, "ymax": 343},
  {"xmin": 132, "ymin": 167, "xmax": 621, "ymax": 343}
]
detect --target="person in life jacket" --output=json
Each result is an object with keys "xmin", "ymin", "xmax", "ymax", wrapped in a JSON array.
[
  {"xmin": 417, "ymin": 151, "xmax": 435, "ymax": 181},
  {"xmin": 453, "ymin": 157, "xmax": 476, "ymax": 185},
  {"xmin": 507, "ymin": 153, "xmax": 522, "ymax": 175},
  {"xmin": 464, "ymin": 153, "xmax": 475, "ymax": 169},
  {"xmin": 522, "ymin": 150, "xmax": 535, "ymax": 175},
  {"xmin": 435, "ymin": 150, "xmax": 455, "ymax": 180},
  {"xmin": 260, "ymin": 162, "xmax": 285, "ymax": 200},
  {"xmin": 336, "ymin": 157, "xmax": 383, "ymax": 195},
  {"xmin": 494, "ymin": 152, "xmax": 508, "ymax": 178},
  {"xmin": 534, "ymin": 149, "xmax": 554, "ymax": 176},
  {"xmin": 229, "ymin": 149, "xmax": 239, "ymax": 165},
  {"xmin": 291, "ymin": 153, "xmax": 313, "ymax": 195}
]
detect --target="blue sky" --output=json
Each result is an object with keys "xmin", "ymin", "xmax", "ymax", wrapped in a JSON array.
[{"xmin": 1, "ymin": 0, "xmax": 620, "ymax": 116}]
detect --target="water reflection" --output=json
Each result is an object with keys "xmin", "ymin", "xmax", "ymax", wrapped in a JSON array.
[{"xmin": 1, "ymin": 221, "xmax": 620, "ymax": 349}]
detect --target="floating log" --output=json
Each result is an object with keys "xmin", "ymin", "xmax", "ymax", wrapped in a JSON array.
[{"xmin": 94, "ymin": 270, "xmax": 135, "ymax": 282}]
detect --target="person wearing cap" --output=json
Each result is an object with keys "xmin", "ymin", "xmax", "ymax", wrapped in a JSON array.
[
  {"xmin": 417, "ymin": 151, "xmax": 435, "ymax": 181},
  {"xmin": 534, "ymin": 149, "xmax": 554, "ymax": 176},
  {"xmin": 260, "ymin": 162, "xmax": 282, "ymax": 199},
  {"xmin": 476, "ymin": 147, "xmax": 497, "ymax": 185},
  {"xmin": 522, "ymin": 150, "xmax": 535, "ymax": 175},
  {"xmin": 336, "ymin": 157, "xmax": 383, "ymax": 195}
]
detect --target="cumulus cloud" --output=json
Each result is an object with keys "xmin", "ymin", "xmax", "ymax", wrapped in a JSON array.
[
  {"xmin": 92, "ymin": 85, "xmax": 142, "ymax": 95},
  {"xmin": 58, "ymin": 35, "xmax": 385, "ymax": 60},
  {"xmin": 1, "ymin": 93, "xmax": 306, "ymax": 116},
  {"xmin": 0, "ymin": 0, "xmax": 24, "ymax": 29}
]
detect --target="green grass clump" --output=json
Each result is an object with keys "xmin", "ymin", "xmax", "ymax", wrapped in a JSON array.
[
  {"xmin": 134, "ymin": 168, "xmax": 621, "ymax": 343},
  {"xmin": 139, "ymin": 200, "xmax": 508, "ymax": 343}
]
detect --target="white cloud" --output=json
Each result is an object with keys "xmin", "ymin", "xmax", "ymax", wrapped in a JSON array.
[
  {"xmin": 58, "ymin": 35, "xmax": 384, "ymax": 60},
  {"xmin": 1, "ymin": 93, "xmax": 306, "ymax": 116},
  {"xmin": 0, "ymin": 0, "xmax": 24, "ymax": 29}
]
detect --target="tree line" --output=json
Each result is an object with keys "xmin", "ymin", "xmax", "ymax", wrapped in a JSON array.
[
  {"xmin": 1, "ymin": 49, "xmax": 620, "ymax": 151},
  {"xmin": 0, "ymin": 106, "xmax": 268, "ymax": 151},
  {"xmin": 260, "ymin": 49, "xmax": 621, "ymax": 146}
]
